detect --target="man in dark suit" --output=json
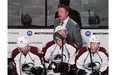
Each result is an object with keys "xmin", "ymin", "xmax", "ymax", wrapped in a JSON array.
[
  {"xmin": 55, "ymin": 0, "xmax": 82, "ymax": 27},
  {"xmin": 54, "ymin": 5, "xmax": 82, "ymax": 50}
]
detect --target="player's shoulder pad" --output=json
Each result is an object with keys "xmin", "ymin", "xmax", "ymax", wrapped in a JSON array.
[
  {"xmin": 30, "ymin": 46, "xmax": 40, "ymax": 56},
  {"xmin": 12, "ymin": 48, "xmax": 20, "ymax": 59},
  {"xmin": 42, "ymin": 40, "xmax": 55, "ymax": 50},
  {"xmin": 99, "ymin": 47, "xmax": 108, "ymax": 57},
  {"xmin": 75, "ymin": 47, "xmax": 88, "ymax": 61},
  {"xmin": 42, "ymin": 40, "xmax": 55, "ymax": 56},
  {"xmin": 66, "ymin": 41, "xmax": 78, "ymax": 52}
]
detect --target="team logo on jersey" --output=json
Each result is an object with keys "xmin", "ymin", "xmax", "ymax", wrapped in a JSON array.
[
  {"xmin": 84, "ymin": 61, "xmax": 101, "ymax": 71},
  {"xmin": 54, "ymin": 54, "xmax": 62, "ymax": 60},
  {"xmin": 22, "ymin": 63, "xmax": 34, "ymax": 74},
  {"xmin": 53, "ymin": 54, "xmax": 66, "ymax": 61}
]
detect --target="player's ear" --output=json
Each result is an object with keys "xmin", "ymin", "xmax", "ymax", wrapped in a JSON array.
[{"xmin": 66, "ymin": 11, "xmax": 69, "ymax": 16}]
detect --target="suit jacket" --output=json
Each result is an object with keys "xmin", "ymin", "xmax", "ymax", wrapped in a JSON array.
[{"xmin": 54, "ymin": 17, "xmax": 82, "ymax": 49}]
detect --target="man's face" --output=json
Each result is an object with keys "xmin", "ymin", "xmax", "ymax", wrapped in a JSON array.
[
  {"xmin": 58, "ymin": 29, "xmax": 67, "ymax": 38},
  {"xmin": 58, "ymin": 7, "xmax": 68, "ymax": 21},
  {"xmin": 20, "ymin": 46, "xmax": 28, "ymax": 54},
  {"xmin": 90, "ymin": 42, "xmax": 100, "ymax": 52},
  {"xmin": 56, "ymin": 38, "xmax": 63, "ymax": 47}
]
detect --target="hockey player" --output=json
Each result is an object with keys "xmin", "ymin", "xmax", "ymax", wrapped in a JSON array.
[
  {"xmin": 43, "ymin": 26, "xmax": 77, "ymax": 75},
  {"xmin": 11, "ymin": 36, "xmax": 43, "ymax": 75},
  {"xmin": 76, "ymin": 35, "xmax": 108, "ymax": 75}
]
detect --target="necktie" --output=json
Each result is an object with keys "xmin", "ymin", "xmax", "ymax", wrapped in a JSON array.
[{"xmin": 60, "ymin": 21, "xmax": 64, "ymax": 26}]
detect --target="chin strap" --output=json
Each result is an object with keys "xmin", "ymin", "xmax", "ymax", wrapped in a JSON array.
[{"xmin": 88, "ymin": 48, "xmax": 94, "ymax": 75}]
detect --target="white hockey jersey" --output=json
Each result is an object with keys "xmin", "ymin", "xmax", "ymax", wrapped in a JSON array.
[
  {"xmin": 12, "ymin": 46, "xmax": 43, "ymax": 75},
  {"xmin": 76, "ymin": 47, "xmax": 108, "ymax": 75},
  {"xmin": 44, "ymin": 42, "xmax": 76, "ymax": 75}
]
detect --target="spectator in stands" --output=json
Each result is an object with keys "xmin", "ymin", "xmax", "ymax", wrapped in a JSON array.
[
  {"xmin": 21, "ymin": 13, "xmax": 32, "ymax": 27},
  {"xmin": 21, "ymin": 13, "xmax": 38, "ymax": 27}
]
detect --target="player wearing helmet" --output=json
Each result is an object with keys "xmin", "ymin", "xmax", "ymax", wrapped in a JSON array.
[
  {"xmin": 75, "ymin": 35, "xmax": 108, "ymax": 75},
  {"xmin": 42, "ymin": 26, "xmax": 77, "ymax": 75},
  {"xmin": 11, "ymin": 36, "xmax": 43, "ymax": 75}
]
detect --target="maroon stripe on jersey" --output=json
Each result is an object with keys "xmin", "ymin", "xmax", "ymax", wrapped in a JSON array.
[
  {"xmin": 42, "ymin": 40, "xmax": 55, "ymax": 62},
  {"xmin": 11, "ymin": 48, "xmax": 19, "ymax": 75},
  {"xmin": 75, "ymin": 47, "xmax": 87, "ymax": 62},
  {"xmin": 99, "ymin": 47, "xmax": 108, "ymax": 57},
  {"xmin": 12, "ymin": 46, "xmax": 40, "ymax": 59},
  {"xmin": 30, "ymin": 46, "xmax": 40, "ymax": 57},
  {"xmin": 42, "ymin": 41, "xmax": 55, "ymax": 57},
  {"xmin": 98, "ymin": 47, "xmax": 109, "ymax": 75},
  {"xmin": 66, "ymin": 41, "xmax": 78, "ymax": 52},
  {"xmin": 13, "ymin": 63, "xmax": 18, "ymax": 75},
  {"xmin": 12, "ymin": 48, "xmax": 20, "ymax": 59}
]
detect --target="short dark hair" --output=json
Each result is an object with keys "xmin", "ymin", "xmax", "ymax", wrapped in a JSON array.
[
  {"xmin": 59, "ymin": 0, "xmax": 70, "ymax": 6},
  {"xmin": 58, "ymin": 5, "xmax": 70, "ymax": 12}
]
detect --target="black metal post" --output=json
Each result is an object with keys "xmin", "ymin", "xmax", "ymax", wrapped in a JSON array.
[{"xmin": 45, "ymin": 0, "xmax": 47, "ymax": 26}]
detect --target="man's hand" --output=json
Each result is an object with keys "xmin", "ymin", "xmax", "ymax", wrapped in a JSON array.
[
  {"xmin": 54, "ymin": 62, "xmax": 69, "ymax": 73},
  {"xmin": 31, "ymin": 67, "xmax": 43, "ymax": 75},
  {"xmin": 48, "ymin": 62, "xmax": 57, "ymax": 69},
  {"xmin": 77, "ymin": 69, "xmax": 87, "ymax": 75},
  {"xmin": 90, "ymin": 70, "xmax": 101, "ymax": 75}
]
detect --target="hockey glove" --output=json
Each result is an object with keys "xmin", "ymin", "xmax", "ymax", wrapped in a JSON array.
[
  {"xmin": 31, "ymin": 67, "xmax": 43, "ymax": 75},
  {"xmin": 90, "ymin": 70, "xmax": 101, "ymax": 75},
  {"xmin": 53, "ymin": 62, "xmax": 69, "ymax": 73},
  {"xmin": 77, "ymin": 69, "xmax": 87, "ymax": 75},
  {"xmin": 66, "ymin": 64, "xmax": 77, "ymax": 75}
]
